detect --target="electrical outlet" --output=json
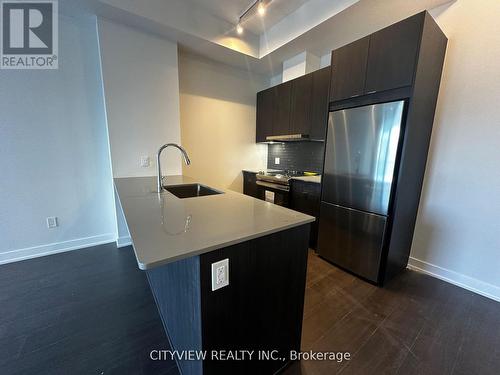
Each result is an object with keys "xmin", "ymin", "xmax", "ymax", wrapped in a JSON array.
[
  {"xmin": 46, "ymin": 217, "xmax": 58, "ymax": 229},
  {"xmin": 274, "ymin": 157, "xmax": 280, "ymax": 165},
  {"xmin": 211, "ymin": 258, "xmax": 229, "ymax": 291},
  {"xmin": 140, "ymin": 156, "xmax": 150, "ymax": 168}
]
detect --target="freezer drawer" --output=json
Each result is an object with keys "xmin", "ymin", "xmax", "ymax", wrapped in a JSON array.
[{"xmin": 317, "ymin": 202, "xmax": 387, "ymax": 283}]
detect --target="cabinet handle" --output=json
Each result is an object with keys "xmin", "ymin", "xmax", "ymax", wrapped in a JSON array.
[{"xmin": 366, "ymin": 90, "xmax": 377, "ymax": 94}]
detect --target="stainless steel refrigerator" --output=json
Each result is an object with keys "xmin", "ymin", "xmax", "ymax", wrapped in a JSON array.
[{"xmin": 317, "ymin": 100, "xmax": 405, "ymax": 283}]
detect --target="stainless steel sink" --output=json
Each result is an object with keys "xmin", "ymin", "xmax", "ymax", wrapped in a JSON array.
[{"xmin": 164, "ymin": 184, "xmax": 223, "ymax": 199}]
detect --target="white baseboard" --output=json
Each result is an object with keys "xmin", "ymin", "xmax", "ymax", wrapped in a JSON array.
[
  {"xmin": 116, "ymin": 236, "xmax": 132, "ymax": 248},
  {"xmin": 408, "ymin": 257, "xmax": 500, "ymax": 303},
  {"xmin": 0, "ymin": 233, "xmax": 116, "ymax": 265}
]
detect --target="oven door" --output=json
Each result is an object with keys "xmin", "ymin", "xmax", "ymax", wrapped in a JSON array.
[{"xmin": 256, "ymin": 181, "xmax": 290, "ymax": 207}]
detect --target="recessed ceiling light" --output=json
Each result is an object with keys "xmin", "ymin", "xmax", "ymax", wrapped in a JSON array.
[
  {"xmin": 257, "ymin": 2, "xmax": 266, "ymax": 16},
  {"xmin": 236, "ymin": 24, "xmax": 244, "ymax": 35}
]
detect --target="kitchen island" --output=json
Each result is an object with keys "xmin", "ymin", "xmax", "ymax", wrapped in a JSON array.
[{"xmin": 114, "ymin": 176, "xmax": 314, "ymax": 375}]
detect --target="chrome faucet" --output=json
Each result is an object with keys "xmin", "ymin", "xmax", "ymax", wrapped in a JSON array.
[{"xmin": 157, "ymin": 143, "xmax": 191, "ymax": 192}]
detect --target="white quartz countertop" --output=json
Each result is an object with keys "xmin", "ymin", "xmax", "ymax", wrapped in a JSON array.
[{"xmin": 114, "ymin": 176, "xmax": 315, "ymax": 270}]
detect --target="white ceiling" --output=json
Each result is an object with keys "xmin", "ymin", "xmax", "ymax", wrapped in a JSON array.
[
  {"xmin": 185, "ymin": 0, "xmax": 311, "ymax": 35},
  {"xmin": 59, "ymin": 0, "xmax": 455, "ymax": 77},
  {"xmin": 60, "ymin": 0, "xmax": 362, "ymax": 59},
  {"xmin": 179, "ymin": 0, "xmax": 455, "ymax": 76}
]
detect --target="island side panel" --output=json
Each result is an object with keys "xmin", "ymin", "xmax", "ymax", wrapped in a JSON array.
[
  {"xmin": 200, "ymin": 224, "xmax": 310, "ymax": 375},
  {"xmin": 146, "ymin": 256, "xmax": 203, "ymax": 375}
]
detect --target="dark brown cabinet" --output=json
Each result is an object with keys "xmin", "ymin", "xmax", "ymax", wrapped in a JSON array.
[
  {"xmin": 290, "ymin": 74, "xmax": 313, "ymax": 135},
  {"xmin": 329, "ymin": 12, "xmax": 424, "ymax": 102},
  {"xmin": 242, "ymin": 174, "xmax": 322, "ymax": 249},
  {"xmin": 243, "ymin": 171, "xmax": 260, "ymax": 198},
  {"xmin": 365, "ymin": 13, "xmax": 423, "ymax": 93},
  {"xmin": 257, "ymin": 82, "xmax": 292, "ymax": 141},
  {"xmin": 256, "ymin": 89, "xmax": 274, "ymax": 142},
  {"xmin": 256, "ymin": 67, "xmax": 330, "ymax": 142},
  {"xmin": 149, "ymin": 224, "xmax": 310, "ymax": 375},
  {"xmin": 271, "ymin": 81, "xmax": 292, "ymax": 136},
  {"xmin": 310, "ymin": 67, "xmax": 331, "ymax": 140},
  {"xmin": 290, "ymin": 180, "xmax": 321, "ymax": 249},
  {"xmin": 330, "ymin": 36, "xmax": 370, "ymax": 102}
]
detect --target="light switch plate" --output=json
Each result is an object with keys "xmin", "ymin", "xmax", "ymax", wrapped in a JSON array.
[
  {"xmin": 211, "ymin": 258, "xmax": 229, "ymax": 291},
  {"xmin": 274, "ymin": 157, "xmax": 280, "ymax": 165}
]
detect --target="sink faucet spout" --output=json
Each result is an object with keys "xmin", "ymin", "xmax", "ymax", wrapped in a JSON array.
[{"xmin": 157, "ymin": 143, "xmax": 191, "ymax": 192}]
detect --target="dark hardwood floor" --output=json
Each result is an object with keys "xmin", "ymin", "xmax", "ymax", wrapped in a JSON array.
[
  {"xmin": 284, "ymin": 251, "xmax": 500, "ymax": 375},
  {"xmin": 0, "ymin": 243, "xmax": 178, "ymax": 375},
  {"xmin": 1, "ymin": 244, "xmax": 499, "ymax": 375}
]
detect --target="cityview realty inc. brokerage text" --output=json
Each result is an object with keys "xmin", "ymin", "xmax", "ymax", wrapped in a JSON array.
[{"xmin": 150, "ymin": 350, "xmax": 351, "ymax": 362}]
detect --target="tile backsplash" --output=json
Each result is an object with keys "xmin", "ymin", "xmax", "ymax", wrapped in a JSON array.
[{"xmin": 267, "ymin": 142, "xmax": 324, "ymax": 173}]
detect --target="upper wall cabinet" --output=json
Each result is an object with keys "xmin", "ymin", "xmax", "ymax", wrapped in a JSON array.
[
  {"xmin": 290, "ymin": 74, "xmax": 313, "ymax": 135},
  {"xmin": 310, "ymin": 67, "xmax": 331, "ymax": 140},
  {"xmin": 365, "ymin": 14, "xmax": 423, "ymax": 93},
  {"xmin": 330, "ymin": 36, "xmax": 370, "ymax": 102},
  {"xmin": 257, "ymin": 83, "xmax": 291, "ymax": 141},
  {"xmin": 329, "ymin": 12, "xmax": 425, "ymax": 102},
  {"xmin": 272, "ymin": 81, "xmax": 292, "ymax": 136},
  {"xmin": 256, "ymin": 88, "xmax": 274, "ymax": 142},
  {"xmin": 256, "ymin": 67, "xmax": 331, "ymax": 142},
  {"xmin": 256, "ymin": 82, "xmax": 292, "ymax": 142}
]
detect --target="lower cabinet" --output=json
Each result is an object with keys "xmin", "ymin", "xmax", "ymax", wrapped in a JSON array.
[
  {"xmin": 290, "ymin": 180, "xmax": 321, "ymax": 249},
  {"xmin": 147, "ymin": 225, "xmax": 310, "ymax": 375},
  {"xmin": 243, "ymin": 171, "xmax": 260, "ymax": 198},
  {"xmin": 242, "ymin": 172, "xmax": 322, "ymax": 249}
]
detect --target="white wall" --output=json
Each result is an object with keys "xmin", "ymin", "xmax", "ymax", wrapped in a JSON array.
[
  {"xmin": 97, "ymin": 18, "xmax": 183, "ymax": 246},
  {"xmin": 319, "ymin": 53, "xmax": 331, "ymax": 68},
  {"xmin": 270, "ymin": 51, "xmax": 323, "ymax": 85},
  {"xmin": 270, "ymin": 73, "xmax": 283, "ymax": 87},
  {"xmin": 409, "ymin": 0, "xmax": 500, "ymax": 301},
  {"xmin": 282, "ymin": 51, "xmax": 320, "ymax": 82},
  {"xmin": 0, "ymin": 15, "xmax": 116, "ymax": 263},
  {"xmin": 259, "ymin": 0, "xmax": 359, "ymax": 56},
  {"xmin": 98, "ymin": 0, "xmax": 260, "ymax": 57},
  {"xmin": 178, "ymin": 52, "xmax": 268, "ymax": 192},
  {"xmin": 97, "ymin": 18, "xmax": 182, "ymax": 178}
]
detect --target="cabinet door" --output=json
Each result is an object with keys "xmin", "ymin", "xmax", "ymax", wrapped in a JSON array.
[
  {"xmin": 243, "ymin": 171, "xmax": 259, "ymax": 198},
  {"xmin": 290, "ymin": 181, "xmax": 321, "ymax": 216},
  {"xmin": 330, "ymin": 36, "xmax": 370, "ymax": 102},
  {"xmin": 310, "ymin": 67, "xmax": 330, "ymax": 140},
  {"xmin": 272, "ymin": 81, "xmax": 292, "ymax": 136},
  {"xmin": 365, "ymin": 13, "xmax": 423, "ymax": 93},
  {"xmin": 290, "ymin": 74, "xmax": 313, "ymax": 135},
  {"xmin": 290, "ymin": 180, "xmax": 322, "ymax": 249},
  {"xmin": 256, "ymin": 88, "xmax": 274, "ymax": 142}
]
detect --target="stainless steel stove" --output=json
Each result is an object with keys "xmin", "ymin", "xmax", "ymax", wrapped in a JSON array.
[
  {"xmin": 255, "ymin": 170, "xmax": 319, "ymax": 207},
  {"xmin": 256, "ymin": 170, "xmax": 309, "ymax": 192}
]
